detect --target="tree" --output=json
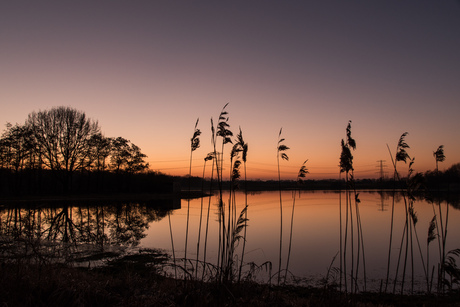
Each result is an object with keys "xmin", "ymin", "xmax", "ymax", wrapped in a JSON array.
[
  {"xmin": 26, "ymin": 106, "xmax": 100, "ymax": 191},
  {"xmin": 87, "ymin": 133, "xmax": 112, "ymax": 172},
  {"xmin": 110, "ymin": 137, "xmax": 131, "ymax": 173},
  {"xmin": 109, "ymin": 137, "xmax": 148, "ymax": 174},
  {"xmin": 0, "ymin": 106, "xmax": 150, "ymax": 195},
  {"xmin": 0, "ymin": 123, "xmax": 36, "ymax": 172},
  {"xmin": 125, "ymin": 143, "xmax": 149, "ymax": 173}
]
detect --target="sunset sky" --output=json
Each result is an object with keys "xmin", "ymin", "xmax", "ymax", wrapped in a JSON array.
[{"xmin": 1, "ymin": 1, "xmax": 459, "ymax": 180}]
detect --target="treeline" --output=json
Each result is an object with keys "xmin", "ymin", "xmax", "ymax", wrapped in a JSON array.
[
  {"xmin": 0, "ymin": 106, "xmax": 172, "ymax": 196},
  {"xmin": 180, "ymin": 163, "xmax": 460, "ymax": 192},
  {"xmin": 423, "ymin": 163, "xmax": 460, "ymax": 191}
]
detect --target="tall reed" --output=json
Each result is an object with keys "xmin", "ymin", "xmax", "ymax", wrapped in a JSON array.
[
  {"xmin": 202, "ymin": 152, "xmax": 215, "ymax": 281},
  {"xmin": 206, "ymin": 104, "xmax": 250, "ymax": 283},
  {"xmin": 433, "ymin": 145, "xmax": 445, "ymax": 173},
  {"xmin": 384, "ymin": 132, "xmax": 409, "ymax": 293},
  {"xmin": 338, "ymin": 121, "xmax": 367, "ymax": 293},
  {"xmin": 223, "ymin": 141, "xmax": 240, "ymax": 280},
  {"xmin": 236, "ymin": 128, "xmax": 249, "ymax": 282},
  {"xmin": 224, "ymin": 154, "xmax": 246, "ymax": 281},
  {"xmin": 284, "ymin": 160, "xmax": 308, "ymax": 284},
  {"xmin": 339, "ymin": 171, "xmax": 343, "ymax": 291},
  {"xmin": 406, "ymin": 158, "xmax": 427, "ymax": 293},
  {"xmin": 433, "ymin": 144, "xmax": 446, "ymax": 292},
  {"xmin": 212, "ymin": 104, "xmax": 233, "ymax": 281},
  {"xmin": 209, "ymin": 104, "xmax": 231, "ymax": 278},
  {"xmin": 276, "ymin": 128, "xmax": 289, "ymax": 285},
  {"xmin": 339, "ymin": 121, "xmax": 356, "ymax": 293},
  {"xmin": 434, "ymin": 193, "xmax": 449, "ymax": 292},
  {"xmin": 168, "ymin": 210, "xmax": 177, "ymax": 279},
  {"xmin": 385, "ymin": 133, "xmax": 425, "ymax": 294},
  {"xmin": 196, "ymin": 152, "xmax": 213, "ymax": 279},
  {"xmin": 184, "ymin": 118, "xmax": 201, "ymax": 275},
  {"xmin": 426, "ymin": 215, "xmax": 437, "ymax": 293}
]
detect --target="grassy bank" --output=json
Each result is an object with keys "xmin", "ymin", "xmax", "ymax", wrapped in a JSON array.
[{"xmin": 1, "ymin": 256, "xmax": 459, "ymax": 307}]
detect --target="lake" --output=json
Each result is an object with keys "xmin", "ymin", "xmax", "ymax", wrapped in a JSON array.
[
  {"xmin": 142, "ymin": 190, "xmax": 460, "ymax": 293},
  {"xmin": 1, "ymin": 190, "xmax": 459, "ymax": 294}
]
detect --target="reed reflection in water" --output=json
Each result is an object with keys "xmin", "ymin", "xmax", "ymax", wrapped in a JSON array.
[{"xmin": 142, "ymin": 190, "xmax": 460, "ymax": 291}]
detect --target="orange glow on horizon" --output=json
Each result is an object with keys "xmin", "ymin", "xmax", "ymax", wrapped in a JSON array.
[{"xmin": 148, "ymin": 158, "xmax": 416, "ymax": 180}]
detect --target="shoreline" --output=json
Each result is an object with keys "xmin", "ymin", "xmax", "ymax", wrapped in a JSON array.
[{"xmin": 1, "ymin": 258, "xmax": 459, "ymax": 307}]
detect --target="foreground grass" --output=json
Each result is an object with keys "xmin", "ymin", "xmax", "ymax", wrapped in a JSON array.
[{"xmin": 1, "ymin": 256, "xmax": 460, "ymax": 307}]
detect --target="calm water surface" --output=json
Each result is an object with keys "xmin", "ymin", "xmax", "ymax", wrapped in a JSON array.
[
  {"xmin": 1, "ymin": 191, "xmax": 459, "ymax": 293},
  {"xmin": 142, "ymin": 190, "xmax": 460, "ymax": 290}
]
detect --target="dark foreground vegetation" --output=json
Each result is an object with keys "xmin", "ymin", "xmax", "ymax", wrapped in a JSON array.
[{"xmin": 1, "ymin": 256, "xmax": 459, "ymax": 307}]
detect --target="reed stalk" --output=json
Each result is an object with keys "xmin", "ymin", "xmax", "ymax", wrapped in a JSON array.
[
  {"xmin": 427, "ymin": 215, "xmax": 436, "ymax": 292},
  {"xmin": 168, "ymin": 212, "xmax": 177, "ymax": 279},
  {"xmin": 354, "ymin": 190, "xmax": 367, "ymax": 292},
  {"xmin": 384, "ymin": 189, "xmax": 396, "ymax": 293},
  {"xmin": 284, "ymin": 160, "xmax": 308, "ymax": 284},
  {"xmin": 339, "ymin": 121, "xmax": 357, "ymax": 293},
  {"xmin": 196, "ymin": 153, "xmax": 213, "ymax": 279},
  {"xmin": 393, "ymin": 220, "xmax": 407, "ymax": 293},
  {"xmin": 409, "ymin": 205, "xmax": 414, "ymax": 293},
  {"xmin": 225, "ymin": 157, "xmax": 243, "ymax": 281},
  {"xmin": 276, "ymin": 128, "xmax": 289, "ymax": 285},
  {"xmin": 202, "ymin": 153, "xmax": 215, "ymax": 281},
  {"xmin": 343, "ymin": 183, "xmax": 349, "ymax": 292},
  {"xmin": 385, "ymin": 132, "xmax": 410, "ymax": 293},
  {"xmin": 441, "ymin": 201, "xmax": 449, "ymax": 293},
  {"xmin": 349, "ymin": 188, "xmax": 355, "ymax": 293},
  {"xmin": 224, "ymin": 147, "xmax": 239, "ymax": 280},
  {"xmin": 409, "ymin": 204, "xmax": 429, "ymax": 292},
  {"xmin": 236, "ymin": 128, "xmax": 249, "ymax": 283},
  {"xmin": 339, "ymin": 172, "xmax": 343, "ymax": 291},
  {"xmin": 184, "ymin": 118, "xmax": 201, "ymax": 277},
  {"xmin": 435, "ymin": 200, "xmax": 444, "ymax": 292},
  {"xmin": 209, "ymin": 104, "xmax": 234, "ymax": 282},
  {"xmin": 434, "ymin": 147, "xmax": 448, "ymax": 292},
  {"xmin": 406, "ymin": 159, "xmax": 427, "ymax": 293}
]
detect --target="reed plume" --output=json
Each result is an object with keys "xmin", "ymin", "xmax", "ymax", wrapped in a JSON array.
[{"xmin": 433, "ymin": 145, "xmax": 445, "ymax": 173}]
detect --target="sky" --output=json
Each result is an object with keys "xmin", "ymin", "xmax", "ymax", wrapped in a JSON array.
[{"xmin": 1, "ymin": 1, "xmax": 459, "ymax": 180}]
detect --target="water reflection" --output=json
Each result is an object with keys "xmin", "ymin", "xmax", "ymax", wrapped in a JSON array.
[
  {"xmin": 142, "ymin": 190, "xmax": 460, "ymax": 293},
  {"xmin": 1, "ymin": 191, "xmax": 459, "ymax": 294},
  {"xmin": 0, "ymin": 199, "xmax": 176, "ymax": 264}
]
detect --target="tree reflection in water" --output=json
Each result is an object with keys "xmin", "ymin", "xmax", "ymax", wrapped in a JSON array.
[{"xmin": 0, "ymin": 200, "xmax": 171, "ymax": 265}]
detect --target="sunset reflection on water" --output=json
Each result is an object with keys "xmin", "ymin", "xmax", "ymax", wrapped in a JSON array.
[{"xmin": 142, "ymin": 190, "xmax": 460, "ymax": 290}]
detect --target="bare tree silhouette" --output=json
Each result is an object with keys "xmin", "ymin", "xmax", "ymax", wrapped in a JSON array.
[{"xmin": 27, "ymin": 106, "xmax": 100, "ymax": 192}]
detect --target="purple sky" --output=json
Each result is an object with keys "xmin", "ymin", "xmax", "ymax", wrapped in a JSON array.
[{"xmin": 1, "ymin": 1, "xmax": 459, "ymax": 179}]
